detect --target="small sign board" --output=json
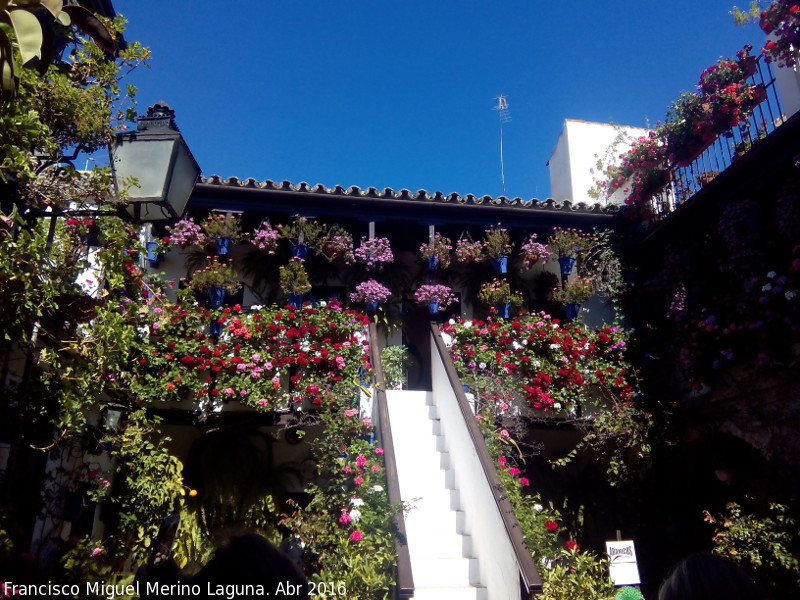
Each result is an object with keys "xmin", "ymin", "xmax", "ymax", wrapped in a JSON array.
[{"xmin": 606, "ymin": 539, "xmax": 641, "ymax": 586}]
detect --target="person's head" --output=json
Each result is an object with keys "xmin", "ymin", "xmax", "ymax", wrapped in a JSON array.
[
  {"xmin": 658, "ymin": 553, "xmax": 768, "ymax": 600},
  {"xmin": 194, "ymin": 534, "xmax": 308, "ymax": 599}
]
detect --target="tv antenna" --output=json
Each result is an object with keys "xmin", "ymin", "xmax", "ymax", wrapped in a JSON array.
[{"xmin": 493, "ymin": 94, "xmax": 511, "ymax": 196}]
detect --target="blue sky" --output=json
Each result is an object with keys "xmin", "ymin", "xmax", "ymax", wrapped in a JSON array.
[{"xmin": 116, "ymin": 1, "xmax": 764, "ymax": 201}]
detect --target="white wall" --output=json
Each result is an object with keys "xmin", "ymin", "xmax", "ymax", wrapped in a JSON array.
[{"xmin": 548, "ymin": 120, "xmax": 650, "ymax": 207}]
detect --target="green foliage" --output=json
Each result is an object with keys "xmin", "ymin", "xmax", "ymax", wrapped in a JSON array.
[
  {"xmin": 477, "ymin": 408, "xmax": 616, "ymax": 600},
  {"xmin": 108, "ymin": 409, "xmax": 185, "ymax": 564},
  {"xmin": 279, "ymin": 259, "xmax": 312, "ymax": 294},
  {"xmin": 707, "ymin": 501, "xmax": 800, "ymax": 590},
  {"xmin": 380, "ymin": 345, "xmax": 410, "ymax": 389},
  {"xmin": 60, "ymin": 538, "xmax": 137, "ymax": 597},
  {"xmin": 281, "ymin": 411, "xmax": 399, "ymax": 598},
  {"xmin": 539, "ymin": 547, "xmax": 616, "ymax": 600}
]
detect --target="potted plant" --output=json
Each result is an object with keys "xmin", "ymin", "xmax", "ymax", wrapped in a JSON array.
[
  {"xmin": 167, "ymin": 217, "xmax": 203, "ymax": 249},
  {"xmin": 354, "ymin": 236, "xmax": 394, "ymax": 270},
  {"xmin": 483, "ymin": 225, "xmax": 513, "ymax": 274},
  {"xmin": 321, "ymin": 224, "xmax": 355, "ymax": 263},
  {"xmin": 279, "ymin": 260, "xmax": 312, "ymax": 306},
  {"xmin": 419, "ymin": 232, "xmax": 452, "ymax": 270},
  {"xmin": 251, "ymin": 220, "xmax": 280, "ymax": 254},
  {"xmin": 478, "ymin": 279, "xmax": 524, "ymax": 318},
  {"xmin": 381, "ymin": 345, "xmax": 410, "ymax": 390},
  {"xmin": 188, "ymin": 261, "xmax": 242, "ymax": 307},
  {"xmin": 349, "ymin": 279, "xmax": 391, "ymax": 312},
  {"xmin": 454, "ymin": 235, "xmax": 484, "ymax": 263},
  {"xmin": 201, "ymin": 213, "xmax": 245, "ymax": 255},
  {"xmin": 519, "ymin": 234, "xmax": 551, "ymax": 269},
  {"xmin": 760, "ymin": 2, "xmax": 800, "ymax": 68},
  {"xmin": 278, "ymin": 217, "xmax": 325, "ymax": 259},
  {"xmin": 413, "ymin": 284, "xmax": 456, "ymax": 314},
  {"xmin": 553, "ymin": 276, "xmax": 595, "ymax": 321},
  {"xmin": 548, "ymin": 227, "xmax": 589, "ymax": 275}
]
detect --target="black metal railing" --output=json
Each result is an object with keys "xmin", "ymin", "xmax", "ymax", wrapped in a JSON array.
[{"xmin": 651, "ymin": 55, "xmax": 787, "ymax": 216}]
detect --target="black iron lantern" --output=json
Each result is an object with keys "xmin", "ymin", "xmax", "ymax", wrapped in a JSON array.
[{"xmin": 109, "ymin": 102, "xmax": 201, "ymax": 223}]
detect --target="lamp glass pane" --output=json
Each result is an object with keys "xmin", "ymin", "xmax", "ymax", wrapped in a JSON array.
[{"xmin": 112, "ymin": 138, "xmax": 176, "ymax": 200}]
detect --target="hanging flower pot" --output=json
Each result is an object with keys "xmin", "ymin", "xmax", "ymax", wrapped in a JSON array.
[
  {"xmin": 427, "ymin": 256, "xmax": 440, "ymax": 270},
  {"xmin": 563, "ymin": 302, "xmax": 581, "ymax": 322},
  {"xmin": 428, "ymin": 300, "xmax": 439, "ymax": 314},
  {"xmin": 145, "ymin": 241, "xmax": 161, "ymax": 268},
  {"xmin": 291, "ymin": 243, "xmax": 308, "ymax": 259},
  {"xmin": 288, "ymin": 292, "xmax": 304, "ymax": 307},
  {"xmin": 207, "ymin": 286, "xmax": 226, "ymax": 308},
  {"xmin": 215, "ymin": 236, "xmax": 232, "ymax": 255},
  {"xmin": 490, "ymin": 255, "xmax": 508, "ymax": 275},
  {"xmin": 737, "ymin": 55, "xmax": 756, "ymax": 77},
  {"xmin": 496, "ymin": 302, "xmax": 511, "ymax": 319},
  {"xmin": 366, "ymin": 300, "xmax": 379, "ymax": 313},
  {"xmin": 557, "ymin": 256, "xmax": 576, "ymax": 276}
]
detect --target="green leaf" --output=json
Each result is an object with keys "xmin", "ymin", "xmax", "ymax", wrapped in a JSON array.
[
  {"xmin": 39, "ymin": 0, "xmax": 62, "ymax": 19},
  {"xmin": 61, "ymin": 5, "xmax": 116, "ymax": 55},
  {"xmin": 0, "ymin": 28, "xmax": 15, "ymax": 95},
  {"xmin": 7, "ymin": 8, "xmax": 41, "ymax": 65}
]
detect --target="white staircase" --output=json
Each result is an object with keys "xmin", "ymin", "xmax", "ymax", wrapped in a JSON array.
[{"xmin": 387, "ymin": 390, "xmax": 486, "ymax": 600}]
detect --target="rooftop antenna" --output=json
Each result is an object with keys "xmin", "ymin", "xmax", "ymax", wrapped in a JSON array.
[{"xmin": 493, "ymin": 94, "xmax": 511, "ymax": 196}]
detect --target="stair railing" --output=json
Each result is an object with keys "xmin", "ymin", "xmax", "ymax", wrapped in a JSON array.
[
  {"xmin": 430, "ymin": 322, "xmax": 543, "ymax": 596},
  {"xmin": 368, "ymin": 323, "xmax": 415, "ymax": 599}
]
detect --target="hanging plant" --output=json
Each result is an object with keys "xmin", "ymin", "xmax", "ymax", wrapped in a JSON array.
[
  {"xmin": 454, "ymin": 235, "xmax": 484, "ymax": 263},
  {"xmin": 251, "ymin": 221, "xmax": 280, "ymax": 254},
  {"xmin": 519, "ymin": 234, "xmax": 551, "ymax": 269},
  {"xmin": 419, "ymin": 232, "xmax": 453, "ymax": 269},
  {"xmin": 279, "ymin": 260, "xmax": 312, "ymax": 294},
  {"xmin": 321, "ymin": 224, "xmax": 355, "ymax": 263},
  {"xmin": 483, "ymin": 224, "xmax": 513, "ymax": 258},
  {"xmin": 354, "ymin": 236, "xmax": 394, "ymax": 269}
]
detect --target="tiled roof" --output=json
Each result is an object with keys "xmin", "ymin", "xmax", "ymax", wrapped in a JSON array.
[{"xmin": 198, "ymin": 175, "xmax": 616, "ymax": 215}]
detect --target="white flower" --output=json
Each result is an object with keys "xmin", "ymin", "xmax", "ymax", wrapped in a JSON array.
[
  {"xmin": 767, "ymin": 271, "xmax": 776, "ymax": 279},
  {"xmin": 762, "ymin": 283, "xmax": 773, "ymax": 291},
  {"xmin": 463, "ymin": 320, "xmax": 472, "ymax": 328},
  {"xmin": 350, "ymin": 497, "xmax": 364, "ymax": 507},
  {"xmin": 349, "ymin": 509, "xmax": 362, "ymax": 522},
  {"xmin": 552, "ymin": 402, "xmax": 561, "ymax": 410},
  {"xmin": 478, "ymin": 362, "xmax": 487, "ymax": 369},
  {"xmin": 371, "ymin": 485, "xmax": 384, "ymax": 493},
  {"xmin": 250, "ymin": 304, "xmax": 263, "ymax": 310},
  {"xmin": 533, "ymin": 504, "xmax": 544, "ymax": 512},
  {"xmin": 549, "ymin": 344, "xmax": 560, "ymax": 350},
  {"xmin": 786, "ymin": 291, "xmax": 797, "ymax": 300}
]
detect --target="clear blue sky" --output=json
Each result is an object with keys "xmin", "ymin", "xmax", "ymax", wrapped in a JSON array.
[{"xmin": 116, "ymin": 1, "xmax": 764, "ymax": 201}]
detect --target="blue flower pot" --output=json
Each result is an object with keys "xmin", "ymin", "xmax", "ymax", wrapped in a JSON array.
[
  {"xmin": 208, "ymin": 286, "xmax": 226, "ymax": 308},
  {"xmin": 210, "ymin": 318, "xmax": 223, "ymax": 336},
  {"xmin": 496, "ymin": 302, "xmax": 511, "ymax": 318},
  {"xmin": 428, "ymin": 301, "xmax": 440, "ymax": 314},
  {"xmin": 288, "ymin": 292, "xmax": 304, "ymax": 307},
  {"xmin": 366, "ymin": 300, "xmax": 379, "ymax": 312},
  {"xmin": 215, "ymin": 236, "xmax": 232, "ymax": 255},
  {"xmin": 290, "ymin": 244, "xmax": 308, "ymax": 259},
  {"xmin": 563, "ymin": 302, "xmax": 581, "ymax": 321},
  {"xmin": 427, "ymin": 256, "xmax": 440, "ymax": 270},
  {"xmin": 146, "ymin": 241, "xmax": 161, "ymax": 267},
  {"xmin": 558, "ymin": 256, "xmax": 576, "ymax": 276},
  {"xmin": 490, "ymin": 255, "xmax": 508, "ymax": 275}
]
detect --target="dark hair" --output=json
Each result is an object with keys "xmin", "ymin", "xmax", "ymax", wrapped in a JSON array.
[
  {"xmin": 658, "ymin": 553, "xmax": 768, "ymax": 600},
  {"xmin": 193, "ymin": 534, "xmax": 309, "ymax": 599}
]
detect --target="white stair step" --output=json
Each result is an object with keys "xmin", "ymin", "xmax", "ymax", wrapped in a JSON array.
[
  {"xmin": 410, "ymin": 557, "xmax": 480, "ymax": 587},
  {"xmin": 408, "ymin": 532, "xmax": 473, "ymax": 559},
  {"xmin": 411, "ymin": 585, "xmax": 487, "ymax": 600},
  {"xmin": 405, "ymin": 508, "xmax": 467, "ymax": 535}
]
